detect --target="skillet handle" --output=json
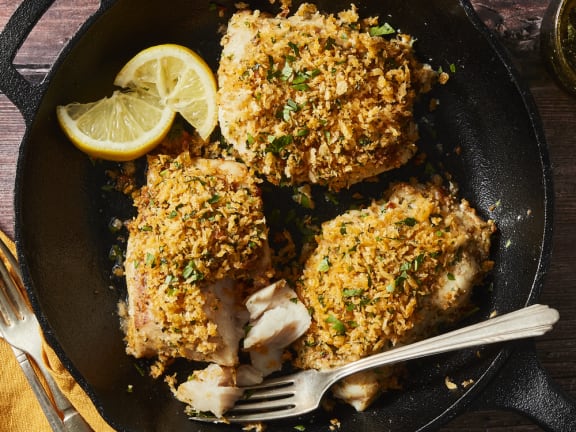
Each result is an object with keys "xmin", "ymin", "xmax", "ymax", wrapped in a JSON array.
[
  {"xmin": 470, "ymin": 339, "xmax": 576, "ymax": 431},
  {"xmin": 0, "ymin": 0, "xmax": 116, "ymax": 126},
  {"xmin": 0, "ymin": 0, "xmax": 54, "ymax": 125}
]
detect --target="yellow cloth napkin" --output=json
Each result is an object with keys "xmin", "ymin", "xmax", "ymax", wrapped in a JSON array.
[{"xmin": 0, "ymin": 231, "xmax": 116, "ymax": 432}]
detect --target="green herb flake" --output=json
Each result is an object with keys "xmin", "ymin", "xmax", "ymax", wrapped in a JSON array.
[
  {"xmin": 296, "ymin": 128, "xmax": 309, "ymax": 137},
  {"xmin": 133, "ymin": 362, "xmax": 146, "ymax": 376},
  {"xmin": 282, "ymin": 99, "xmax": 300, "ymax": 120},
  {"xmin": 343, "ymin": 288, "xmax": 363, "ymax": 298},
  {"xmin": 324, "ymin": 36, "xmax": 336, "ymax": 50},
  {"xmin": 292, "ymin": 71, "xmax": 309, "ymax": 85},
  {"xmin": 145, "ymin": 253, "xmax": 155, "ymax": 267},
  {"xmin": 208, "ymin": 194, "xmax": 221, "ymax": 204},
  {"xmin": 267, "ymin": 55, "xmax": 280, "ymax": 81},
  {"xmin": 293, "ymin": 192, "xmax": 313, "ymax": 209},
  {"xmin": 447, "ymin": 273, "xmax": 456, "ymax": 281},
  {"xmin": 294, "ymin": 426, "xmax": 306, "ymax": 432},
  {"xmin": 182, "ymin": 260, "xmax": 204, "ymax": 281},
  {"xmin": 318, "ymin": 256, "xmax": 330, "ymax": 272},
  {"xmin": 396, "ymin": 217, "xmax": 418, "ymax": 227},
  {"xmin": 291, "ymin": 82, "xmax": 310, "ymax": 91},
  {"xmin": 413, "ymin": 253, "xmax": 425, "ymax": 271},
  {"xmin": 281, "ymin": 63, "xmax": 293, "ymax": 81},
  {"xmin": 325, "ymin": 315, "xmax": 346, "ymax": 334},
  {"xmin": 291, "ymin": 69, "xmax": 320, "ymax": 91},
  {"xmin": 288, "ymin": 41, "xmax": 300, "ymax": 57},
  {"xmin": 108, "ymin": 245, "xmax": 123, "ymax": 262},
  {"xmin": 246, "ymin": 133, "xmax": 255, "ymax": 146},
  {"xmin": 394, "ymin": 271, "xmax": 408, "ymax": 289},
  {"xmin": 369, "ymin": 23, "xmax": 396, "ymax": 37},
  {"xmin": 325, "ymin": 192, "xmax": 339, "ymax": 205},
  {"xmin": 266, "ymin": 134, "xmax": 293, "ymax": 154}
]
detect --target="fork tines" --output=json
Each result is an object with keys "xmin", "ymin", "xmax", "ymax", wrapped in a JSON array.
[{"xmin": 0, "ymin": 246, "xmax": 25, "ymax": 325}]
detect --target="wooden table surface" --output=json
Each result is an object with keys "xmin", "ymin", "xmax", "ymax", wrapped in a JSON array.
[{"xmin": 1, "ymin": 1, "xmax": 575, "ymax": 431}]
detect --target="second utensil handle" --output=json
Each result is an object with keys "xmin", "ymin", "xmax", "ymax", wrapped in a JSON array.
[
  {"xmin": 13, "ymin": 346, "xmax": 65, "ymax": 432},
  {"xmin": 331, "ymin": 304, "xmax": 559, "ymax": 382}
]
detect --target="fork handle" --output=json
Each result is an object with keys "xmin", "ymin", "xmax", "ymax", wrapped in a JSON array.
[
  {"xmin": 29, "ymin": 350, "xmax": 93, "ymax": 432},
  {"xmin": 12, "ymin": 346, "xmax": 66, "ymax": 431},
  {"xmin": 330, "ymin": 304, "xmax": 559, "ymax": 384}
]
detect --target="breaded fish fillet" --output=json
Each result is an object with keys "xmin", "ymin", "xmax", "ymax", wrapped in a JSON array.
[
  {"xmin": 218, "ymin": 4, "xmax": 438, "ymax": 191},
  {"xmin": 120, "ymin": 152, "xmax": 273, "ymax": 373},
  {"xmin": 293, "ymin": 181, "xmax": 495, "ymax": 408}
]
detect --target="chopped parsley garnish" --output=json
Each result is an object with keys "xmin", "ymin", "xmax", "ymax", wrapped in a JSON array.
[
  {"xmin": 246, "ymin": 133, "xmax": 255, "ymax": 146},
  {"xmin": 343, "ymin": 288, "xmax": 363, "ymax": 297},
  {"xmin": 324, "ymin": 36, "xmax": 336, "ymax": 50},
  {"xmin": 282, "ymin": 98, "xmax": 300, "ymax": 121},
  {"xmin": 266, "ymin": 134, "xmax": 293, "ymax": 154},
  {"xmin": 208, "ymin": 194, "xmax": 221, "ymax": 204},
  {"xmin": 396, "ymin": 217, "xmax": 418, "ymax": 227},
  {"xmin": 296, "ymin": 128, "xmax": 310, "ymax": 137},
  {"xmin": 145, "ymin": 253, "xmax": 155, "ymax": 267},
  {"xmin": 182, "ymin": 260, "xmax": 204, "ymax": 281},
  {"xmin": 369, "ymin": 23, "xmax": 396, "ymax": 36},
  {"xmin": 318, "ymin": 256, "xmax": 331, "ymax": 272},
  {"xmin": 326, "ymin": 315, "xmax": 346, "ymax": 334},
  {"xmin": 290, "ymin": 69, "xmax": 321, "ymax": 91},
  {"xmin": 413, "ymin": 253, "xmax": 425, "ymax": 271},
  {"xmin": 288, "ymin": 41, "xmax": 300, "ymax": 57}
]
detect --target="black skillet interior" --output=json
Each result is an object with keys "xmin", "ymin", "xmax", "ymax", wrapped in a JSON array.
[{"xmin": 13, "ymin": 0, "xmax": 552, "ymax": 431}]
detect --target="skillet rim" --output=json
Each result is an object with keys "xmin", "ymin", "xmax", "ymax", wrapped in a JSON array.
[{"xmin": 12, "ymin": 0, "xmax": 555, "ymax": 430}]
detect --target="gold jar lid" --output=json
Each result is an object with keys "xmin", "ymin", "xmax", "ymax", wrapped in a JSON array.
[{"xmin": 542, "ymin": 0, "xmax": 576, "ymax": 95}]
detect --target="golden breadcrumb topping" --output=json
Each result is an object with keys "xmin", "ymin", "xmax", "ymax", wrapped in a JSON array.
[
  {"xmin": 218, "ymin": 3, "xmax": 439, "ymax": 190},
  {"xmin": 124, "ymin": 152, "xmax": 270, "ymax": 363},
  {"xmin": 294, "ymin": 181, "xmax": 495, "ymax": 370}
]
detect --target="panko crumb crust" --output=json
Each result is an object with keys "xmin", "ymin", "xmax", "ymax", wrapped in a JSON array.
[
  {"xmin": 294, "ymin": 181, "xmax": 495, "ymax": 370},
  {"xmin": 121, "ymin": 152, "xmax": 271, "ymax": 372},
  {"xmin": 218, "ymin": 3, "xmax": 439, "ymax": 190}
]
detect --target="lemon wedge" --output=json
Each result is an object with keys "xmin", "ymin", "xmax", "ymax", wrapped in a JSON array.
[
  {"xmin": 57, "ymin": 44, "xmax": 217, "ymax": 161},
  {"xmin": 56, "ymin": 90, "xmax": 176, "ymax": 161},
  {"xmin": 114, "ymin": 44, "xmax": 218, "ymax": 140}
]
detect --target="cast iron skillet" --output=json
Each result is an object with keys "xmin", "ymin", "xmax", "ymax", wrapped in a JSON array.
[{"xmin": 1, "ymin": 0, "xmax": 576, "ymax": 431}]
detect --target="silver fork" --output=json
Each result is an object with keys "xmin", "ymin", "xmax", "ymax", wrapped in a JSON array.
[
  {"xmin": 0, "ymin": 236, "xmax": 93, "ymax": 432},
  {"xmin": 196, "ymin": 303, "xmax": 559, "ymax": 423}
]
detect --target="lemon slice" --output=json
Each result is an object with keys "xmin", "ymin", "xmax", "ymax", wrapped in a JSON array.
[
  {"xmin": 114, "ymin": 44, "xmax": 218, "ymax": 140},
  {"xmin": 56, "ymin": 90, "xmax": 176, "ymax": 161}
]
